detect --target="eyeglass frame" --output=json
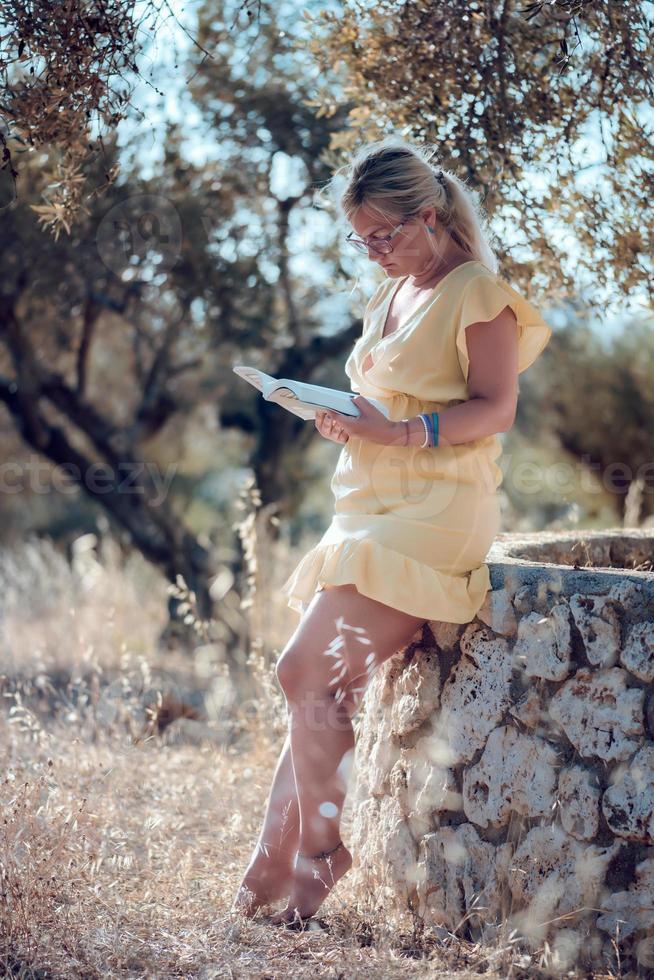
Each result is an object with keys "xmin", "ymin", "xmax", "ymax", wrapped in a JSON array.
[{"xmin": 345, "ymin": 218, "xmax": 411, "ymax": 256}]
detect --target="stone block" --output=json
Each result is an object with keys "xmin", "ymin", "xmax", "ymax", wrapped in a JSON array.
[
  {"xmin": 549, "ymin": 667, "xmax": 644, "ymax": 762},
  {"xmin": 462, "ymin": 726, "xmax": 559, "ymax": 828}
]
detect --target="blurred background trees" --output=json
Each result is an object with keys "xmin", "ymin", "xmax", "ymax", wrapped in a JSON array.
[{"xmin": 1, "ymin": 0, "xmax": 652, "ymax": 674}]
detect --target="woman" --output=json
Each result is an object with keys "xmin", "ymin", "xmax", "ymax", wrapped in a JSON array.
[{"xmin": 231, "ymin": 138, "xmax": 552, "ymax": 928}]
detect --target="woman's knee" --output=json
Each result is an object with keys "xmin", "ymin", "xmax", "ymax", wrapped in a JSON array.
[
  {"xmin": 275, "ymin": 643, "xmax": 314, "ymax": 699},
  {"xmin": 274, "ymin": 647, "xmax": 295, "ymax": 695},
  {"xmin": 276, "ymin": 639, "xmax": 344, "ymax": 703}
]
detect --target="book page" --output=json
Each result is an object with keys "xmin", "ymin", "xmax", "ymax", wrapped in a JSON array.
[
  {"xmin": 266, "ymin": 388, "xmax": 323, "ymax": 420},
  {"xmin": 232, "ymin": 366, "xmax": 279, "ymax": 399},
  {"xmin": 232, "ymin": 364, "xmax": 391, "ymax": 420}
]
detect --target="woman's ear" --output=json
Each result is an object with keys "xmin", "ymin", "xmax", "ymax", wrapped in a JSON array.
[{"xmin": 420, "ymin": 206, "xmax": 438, "ymax": 229}]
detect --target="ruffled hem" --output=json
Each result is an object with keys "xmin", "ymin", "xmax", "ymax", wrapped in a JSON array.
[
  {"xmin": 455, "ymin": 273, "xmax": 552, "ymax": 381},
  {"xmin": 280, "ymin": 536, "xmax": 491, "ymax": 624}
]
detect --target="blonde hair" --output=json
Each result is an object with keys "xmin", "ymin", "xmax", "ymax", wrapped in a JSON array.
[{"xmin": 321, "ymin": 135, "xmax": 499, "ymax": 275}]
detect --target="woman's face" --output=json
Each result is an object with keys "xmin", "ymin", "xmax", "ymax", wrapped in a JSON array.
[{"xmin": 348, "ymin": 202, "xmax": 444, "ymax": 278}]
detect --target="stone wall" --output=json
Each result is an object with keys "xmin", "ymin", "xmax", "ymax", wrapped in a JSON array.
[{"xmin": 347, "ymin": 529, "xmax": 654, "ymax": 975}]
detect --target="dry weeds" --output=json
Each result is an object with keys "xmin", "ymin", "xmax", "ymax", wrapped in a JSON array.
[{"xmin": 0, "ymin": 531, "xmax": 626, "ymax": 979}]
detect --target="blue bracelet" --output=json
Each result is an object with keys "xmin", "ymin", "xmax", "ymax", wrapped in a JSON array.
[
  {"xmin": 419, "ymin": 413, "xmax": 431, "ymax": 447},
  {"xmin": 418, "ymin": 413, "xmax": 440, "ymax": 447}
]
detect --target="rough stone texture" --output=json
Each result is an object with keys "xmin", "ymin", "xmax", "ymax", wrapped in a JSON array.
[
  {"xmin": 508, "ymin": 687, "xmax": 542, "ymax": 728},
  {"xmin": 427, "ymin": 619, "xmax": 462, "ymax": 653},
  {"xmin": 346, "ymin": 528, "xmax": 654, "ymax": 974},
  {"xmin": 475, "ymin": 586, "xmax": 517, "ymax": 637},
  {"xmin": 436, "ymin": 624, "xmax": 513, "ymax": 764},
  {"xmin": 602, "ymin": 744, "xmax": 654, "ymax": 842},
  {"xmin": 376, "ymin": 795, "xmax": 418, "ymax": 899},
  {"xmin": 366, "ymin": 693, "xmax": 400, "ymax": 796},
  {"xmin": 620, "ymin": 621, "xmax": 654, "ymax": 682},
  {"xmin": 513, "ymin": 584, "xmax": 534, "ymax": 615},
  {"xmin": 557, "ymin": 764, "xmax": 601, "ymax": 840},
  {"xmin": 416, "ymin": 824, "xmax": 513, "ymax": 938},
  {"xmin": 390, "ymin": 646, "xmax": 441, "ymax": 737},
  {"xmin": 596, "ymin": 855, "xmax": 654, "ymax": 970},
  {"xmin": 569, "ymin": 593, "xmax": 622, "ymax": 666},
  {"xmin": 462, "ymin": 726, "xmax": 559, "ymax": 828},
  {"xmin": 609, "ymin": 578, "xmax": 650, "ymax": 615},
  {"xmin": 549, "ymin": 667, "xmax": 645, "ymax": 762},
  {"xmin": 513, "ymin": 603, "xmax": 572, "ymax": 680},
  {"xmin": 396, "ymin": 740, "xmax": 459, "ymax": 841},
  {"xmin": 646, "ymin": 688, "xmax": 654, "ymax": 741},
  {"xmin": 507, "ymin": 826, "xmax": 620, "ymax": 944}
]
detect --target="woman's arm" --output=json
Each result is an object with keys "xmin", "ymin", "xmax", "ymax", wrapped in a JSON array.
[
  {"xmin": 390, "ymin": 304, "xmax": 520, "ymax": 446},
  {"xmin": 387, "ymin": 395, "xmax": 513, "ymax": 447},
  {"xmin": 326, "ymin": 306, "xmax": 520, "ymax": 448}
]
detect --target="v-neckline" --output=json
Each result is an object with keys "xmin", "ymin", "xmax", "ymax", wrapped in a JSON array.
[
  {"xmin": 376, "ymin": 260, "xmax": 481, "ymax": 344},
  {"xmin": 379, "ymin": 275, "xmax": 408, "ymax": 341}
]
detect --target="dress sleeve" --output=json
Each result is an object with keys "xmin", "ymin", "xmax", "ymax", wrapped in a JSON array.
[{"xmin": 455, "ymin": 272, "xmax": 553, "ymax": 383}]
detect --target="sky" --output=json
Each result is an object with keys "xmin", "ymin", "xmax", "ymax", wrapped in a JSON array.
[{"xmin": 107, "ymin": 0, "xmax": 651, "ymax": 342}]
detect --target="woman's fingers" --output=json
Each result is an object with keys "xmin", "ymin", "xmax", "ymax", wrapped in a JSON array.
[
  {"xmin": 315, "ymin": 410, "xmax": 348, "ymax": 443},
  {"xmin": 316, "ymin": 409, "xmax": 335, "ymax": 435}
]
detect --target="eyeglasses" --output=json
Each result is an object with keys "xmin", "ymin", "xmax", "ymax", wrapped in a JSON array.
[{"xmin": 345, "ymin": 220, "xmax": 407, "ymax": 255}]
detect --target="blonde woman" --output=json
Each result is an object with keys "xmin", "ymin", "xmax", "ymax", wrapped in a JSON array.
[{"xmin": 231, "ymin": 137, "xmax": 552, "ymax": 928}]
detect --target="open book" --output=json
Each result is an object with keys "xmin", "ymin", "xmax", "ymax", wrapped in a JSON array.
[{"xmin": 232, "ymin": 365, "xmax": 390, "ymax": 421}]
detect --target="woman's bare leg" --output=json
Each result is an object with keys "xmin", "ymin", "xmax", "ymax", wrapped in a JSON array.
[
  {"xmin": 230, "ymin": 732, "xmax": 300, "ymax": 915},
  {"xmin": 254, "ymin": 732, "xmax": 300, "ymax": 858},
  {"xmin": 269, "ymin": 584, "xmax": 426, "ymax": 926}
]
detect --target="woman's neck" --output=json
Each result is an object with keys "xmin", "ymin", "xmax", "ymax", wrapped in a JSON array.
[{"xmin": 408, "ymin": 250, "xmax": 473, "ymax": 289}]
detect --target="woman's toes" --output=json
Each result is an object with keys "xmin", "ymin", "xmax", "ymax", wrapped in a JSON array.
[
  {"xmin": 231, "ymin": 856, "xmax": 295, "ymax": 917},
  {"xmin": 230, "ymin": 882, "xmax": 260, "ymax": 917},
  {"xmin": 268, "ymin": 909, "xmax": 313, "ymax": 930},
  {"xmin": 268, "ymin": 906, "xmax": 296, "ymax": 926},
  {"xmin": 266, "ymin": 842, "xmax": 353, "ymax": 924}
]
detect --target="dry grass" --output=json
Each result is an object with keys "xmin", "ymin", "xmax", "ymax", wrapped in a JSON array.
[{"xmin": 0, "ymin": 531, "xmax": 625, "ymax": 979}]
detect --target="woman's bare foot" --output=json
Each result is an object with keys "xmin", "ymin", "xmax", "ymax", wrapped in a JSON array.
[
  {"xmin": 231, "ymin": 845, "xmax": 296, "ymax": 917},
  {"xmin": 268, "ymin": 840, "xmax": 353, "ymax": 927}
]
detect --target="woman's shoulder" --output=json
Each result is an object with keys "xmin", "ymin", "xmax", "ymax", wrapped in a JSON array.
[
  {"xmin": 458, "ymin": 261, "xmax": 501, "ymax": 288},
  {"xmin": 409, "ymin": 261, "xmax": 498, "ymax": 324},
  {"xmin": 458, "ymin": 262, "xmax": 543, "ymax": 314},
  {"xmin": 422, "ymin": 261, "xmax": 500, "ymax": 309},
  {"xmin": 454, "ymin": 262, "xmax": 553, "ymax": 376}
]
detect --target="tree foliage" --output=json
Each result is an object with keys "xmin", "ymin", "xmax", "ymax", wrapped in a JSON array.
[
  {"xmin": 302, "ymin": 0, "xmax": 653, "ymax": 301},
  {"xmin": 0, "ymin": 0, "xmax": 218, "ymax": 236}
]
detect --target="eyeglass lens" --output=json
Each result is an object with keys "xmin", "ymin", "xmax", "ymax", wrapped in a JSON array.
[{"xmin": 349, "ymin": 237, "xmax": 391, "ymax": 255}]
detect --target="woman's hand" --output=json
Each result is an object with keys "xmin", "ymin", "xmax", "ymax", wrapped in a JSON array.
[
  {"xmin": 315, "ymin": 408, "xmax": 350, "ymax": 443},
  {"xmin": 316, "ymin": 396, "xmax": 401, "ymax": 447}
]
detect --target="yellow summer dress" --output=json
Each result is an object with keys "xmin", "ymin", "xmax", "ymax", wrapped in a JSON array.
[{"xmin": 280, "ymin": 259, "xmax": 553, "ymax": 622}]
